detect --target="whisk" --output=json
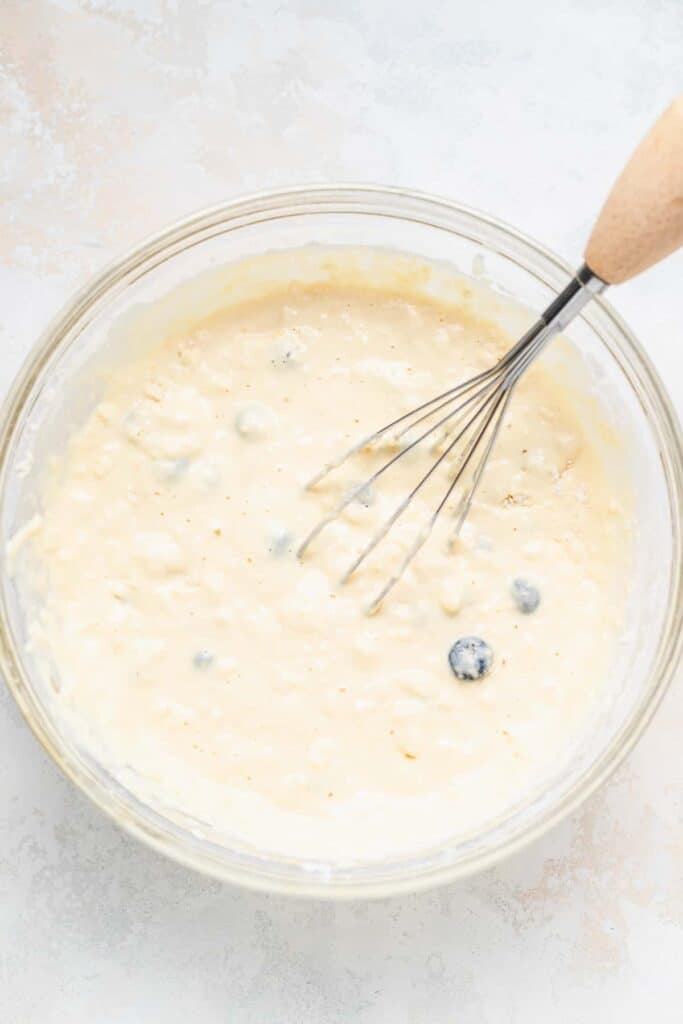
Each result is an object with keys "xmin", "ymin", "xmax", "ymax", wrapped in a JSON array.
[{"xmin": 299, "ymin": 97, "xmax": 683, "ymax": 611}]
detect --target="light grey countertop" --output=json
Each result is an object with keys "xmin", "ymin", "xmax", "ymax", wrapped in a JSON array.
[{"xmin": 1, "ymin": 2, "xmax": 682, "ymax": 1020}]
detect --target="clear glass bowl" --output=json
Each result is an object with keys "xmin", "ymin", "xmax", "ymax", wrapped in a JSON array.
[{"xmin": 0, "ymin": 186, "xmax": 681, "ymax": 898}]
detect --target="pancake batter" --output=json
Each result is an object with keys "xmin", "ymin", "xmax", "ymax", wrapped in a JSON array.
[{"xmin": 25, "ymin": 260, "xmax": 632, "ymax": 860}]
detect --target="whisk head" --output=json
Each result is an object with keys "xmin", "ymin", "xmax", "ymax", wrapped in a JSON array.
[
  {"xmin": 297, "ymin": 353, "xmax": 521, "ymax": 612},
  {"xmin": 296, "ymin": 264, "xmax": 602, "ymax": 611}
]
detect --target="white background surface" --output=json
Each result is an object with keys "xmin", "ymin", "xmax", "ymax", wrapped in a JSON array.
[{"xmin": 1, "ymin": 2, "xmax": 682, "ymax": 1020}]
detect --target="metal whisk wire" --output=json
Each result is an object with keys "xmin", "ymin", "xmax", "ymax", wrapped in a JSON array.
[{"xmin": 298, "ymin": 264, "xmax": 605, "ymax": 611}]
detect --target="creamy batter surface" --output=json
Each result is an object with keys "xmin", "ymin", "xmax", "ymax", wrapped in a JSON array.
[{"xmin": 25, "ymin": 260, "xmax": 632, "ymax": 860}]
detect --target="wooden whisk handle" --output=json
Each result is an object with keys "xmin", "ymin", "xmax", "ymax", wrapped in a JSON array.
[{"xmin": 585, "ymin": 96, "xmax": 683, "ymax": 285}]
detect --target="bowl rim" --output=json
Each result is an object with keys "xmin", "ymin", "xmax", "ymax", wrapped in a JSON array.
[{"xmin": 1, "ymin": 183, "xmax": 682, "ymax": 898}]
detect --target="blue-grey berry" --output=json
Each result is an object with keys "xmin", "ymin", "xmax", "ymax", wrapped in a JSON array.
[
  {"xmin": 155, "ymin": 457, "xmax": 190, "ymax": 481},
  {"xmin": 193, "ymin": 649, "xmax": 214, "ymax": 670},
  {"xmin": 355, "ymin": 482, "xmax": 374, "ymax": 508},
  {"xmin": 267, "ymin": 527, "xmax": 294, "ymax": 557},
  {"xmin": 511, "ymin": 577, "xmax": 541, "ymax": 614},
  {"xmin": 448, "ymin": 636, "xmax": 493, "ymax": 681},
  {"xmin": 347, "ymin": 480, "xmax": 375, "ymax": 508}
]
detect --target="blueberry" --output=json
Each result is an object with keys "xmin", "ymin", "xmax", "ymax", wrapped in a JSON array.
[
  {"xmin": 155, "ymin": 457, "xmax": 190, "ymax": 482},
  {"xmin": 193, "ymin": 649, "xmax": 214, "ymax": 670},
  {"xmin": 511, "ymin": 577, "xmax": 541, "ymax": 614},
  {"xmin": 267, "ymin": 526, "xmax": 294, "ymax": 557},
  {"xmin": 349, "ymin": 481, "xmax": 375, "ymax": 508},
  {"xmin": 448, "ymin": 636, "xmax": 493, "ymax": 681}
]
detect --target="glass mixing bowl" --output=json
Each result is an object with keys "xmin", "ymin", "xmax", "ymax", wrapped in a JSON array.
[{"xmin": 0, "ymin": 186, "xmax": 681, "ymax": 898}]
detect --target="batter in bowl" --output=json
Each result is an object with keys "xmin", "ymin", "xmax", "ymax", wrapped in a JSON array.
[{"xmin": 23, "ymin": 252, "xmax": 632, "ymax": 860}]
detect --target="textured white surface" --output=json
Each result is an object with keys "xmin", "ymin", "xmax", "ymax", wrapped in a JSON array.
[{"xmin": 1, "ymin": 1, "xmax": 682, "ymax": 1020}]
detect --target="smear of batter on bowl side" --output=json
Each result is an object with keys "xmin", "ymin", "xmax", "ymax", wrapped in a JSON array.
[{"xmin": 20, "ymin": 251, "xmax": 633, "ymax": 861}]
